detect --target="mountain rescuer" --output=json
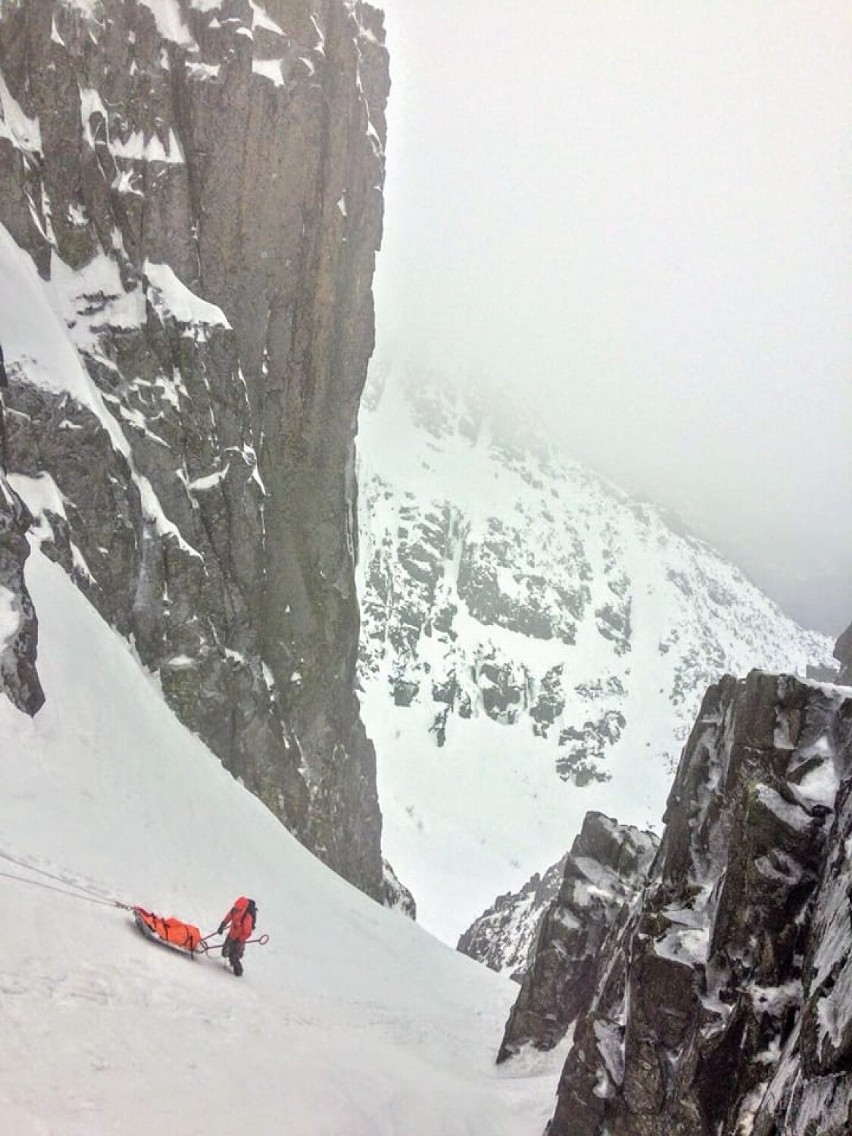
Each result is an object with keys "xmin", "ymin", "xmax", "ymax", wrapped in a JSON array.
[{"xmin": 217, "ymin": 896, "xmax": 258, "ymax": 976}]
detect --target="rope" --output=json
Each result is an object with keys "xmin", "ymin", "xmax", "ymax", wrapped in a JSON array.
[
  {"xmin": 0, "ymin": 851, "xmax": 130, "ymax": 910},
  {"xmin": 0, "ymin": 853, "xmax": 267, "ymax": 943}
]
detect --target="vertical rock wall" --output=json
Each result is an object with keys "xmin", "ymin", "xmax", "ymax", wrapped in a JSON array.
[
  {"xmin": 0, "ymin": 0, "xmax": 388, "ymax": 897},
  {"xmin": 495, "ymin": 812, "xmax": 657, "ymax": 1062},
  {"xmin": 541, "ymin": 671, "xmax": 852, "ymax": 1136},
  {"xmin": 0, "ymin": 471, "xmax": 43, "ymax": 716},
  {"xmin": 834, "ymin": 620, "xmax": 852, "ymax": 684}
]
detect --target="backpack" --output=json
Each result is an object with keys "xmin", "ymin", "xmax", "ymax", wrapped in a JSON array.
[{"xmin": 229, "ymin": 896, "xmax": 257, "ymax": 940}]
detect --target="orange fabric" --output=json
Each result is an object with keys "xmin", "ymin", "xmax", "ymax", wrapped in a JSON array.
[
  {"xmin": 135, "ymin": 907, "xmax": 201, "ymax": 952},
  {"xmin": 222, "ymin": 896, "xmax": 255, "ymax": 943}
]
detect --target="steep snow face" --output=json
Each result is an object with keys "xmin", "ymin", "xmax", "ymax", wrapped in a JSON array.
[
  {"xmin": 0, "ymin": 551, "xmax": 561, "ymax": 1136},
  {"xmin": 356, "ymin": 371, "xmax": 835, "ymax": 943}
]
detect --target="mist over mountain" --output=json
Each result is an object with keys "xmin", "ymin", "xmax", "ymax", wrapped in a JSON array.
[
  {"xmin": 374, "ymin": 1, "xmax": 852, "ymax": 640},
  {"xmin": 356, "ymin": 363, "xmax": 835, "ymax": 943},
  {"xmin": 0, "ymin": 4, "xmax": 850, "ymax": 1134}
]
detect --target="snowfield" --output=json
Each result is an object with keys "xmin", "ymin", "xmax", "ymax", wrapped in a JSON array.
[
  {"xmin": 0, "ymin": 553, "xmax": 560, "ymax": 1135},
  {"xmin": 356, "ymin": 370, "xmax": 835, "ymax": 945}
]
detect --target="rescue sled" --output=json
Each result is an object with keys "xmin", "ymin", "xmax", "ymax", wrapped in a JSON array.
[{"xmin": 133, "ymin": 906, "xmax": 204, "ymax": 955}]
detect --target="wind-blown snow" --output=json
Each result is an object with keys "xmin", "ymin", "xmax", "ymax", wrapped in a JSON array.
[{"xmin": 0, "ymin": 553, "xmax": 560, "ymax": 1134}]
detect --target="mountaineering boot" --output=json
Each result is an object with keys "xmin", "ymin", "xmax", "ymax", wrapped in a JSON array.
[{"xmin": 232, "ymin": 958, "xmax": 243, "ymax": 977}]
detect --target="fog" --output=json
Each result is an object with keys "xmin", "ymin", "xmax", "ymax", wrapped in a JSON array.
[{"xmin": 371, "ymin": 0, "xmax": 852, "ymax": 636}]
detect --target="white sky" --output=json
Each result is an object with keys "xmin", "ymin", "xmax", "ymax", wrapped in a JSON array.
[{"xmin": 372, "ymin": 0, "xmax": 852, "ymax": 634}]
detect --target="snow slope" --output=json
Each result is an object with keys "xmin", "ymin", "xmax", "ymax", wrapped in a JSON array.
[
  {"xmin": 356, "ymin": 367, "xmax": 835, "ymax": 944},
  {"xmin": 0, "ymin": 552, "xmax": 561, "ymax": 1136}
]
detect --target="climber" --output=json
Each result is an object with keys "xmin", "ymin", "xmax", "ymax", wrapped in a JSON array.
[{"xmin": 217, "ymin": 896, "xmax": 258, "ymax": 977}]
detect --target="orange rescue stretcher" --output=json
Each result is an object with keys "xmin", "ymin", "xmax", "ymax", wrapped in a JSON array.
[{"xmin": 133, "ymin": 906, "xmax": 204, "ymax": 953}]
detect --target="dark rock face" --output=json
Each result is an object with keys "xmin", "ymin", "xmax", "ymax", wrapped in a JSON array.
[
  {"xmin": 834, "ymin": 620, "xmax": 852, "ymax": 684},
  {"xmin": 457, "ymin": 855, "xmax": 568, "ymax": 983},
  {"xmin": 381, "ymin": 857, "xmax": 416, "ymax": 920},
  {"xmin": 0, "ymin": 469, "xmax": 43, "ymax": 715},
  {"xmin": 543, "ymin": 671, "xmax": 852, "ymax": 1136},
  {"xmin": 0, "ymin": 0, "xmax": 388, "ymax": 897},
  {"xmin": 493, "ymin": 813, "xmax": 657, "ymax": 1061}
]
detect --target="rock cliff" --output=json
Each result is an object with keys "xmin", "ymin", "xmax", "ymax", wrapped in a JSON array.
[
  {"xmin": 493, "ymin": 812, "xmax": 657, "ymax": 1059},
  {"xmin": 0, "ymin": 468, "xmax": 43, "ymax": 715},
  {"xmin": 356, "ymin": 369, "xmax": 835, "ymax": 939},
  {"xmin": 834, "ymin": 620, "xmax": 852, "ymax": 684},
  {"xmin": 528, "ymin": 671, "xmax": 852, "ymax": 1136},
  {"xmin": 0, "ymin": 0, "xmax": 388, "ymax": 897},
  {"xmin": 456, "ymin": 854, "xmax": 569, "ymax": 984}
]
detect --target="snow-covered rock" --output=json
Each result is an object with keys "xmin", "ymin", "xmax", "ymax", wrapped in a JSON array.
[
  {"xmin": 356, "ymin": 368, "xmax": 835, "ymax": 941},
  {"xmin": 493, "ymin": 812, "xmax": 656, "ymax": 1064},
  {"xmin": 0, "ymin": 466, "xmax": 42, "ymax": 714},
  {"xmin": 0, "ymin": 0, "xmax": 390, "ymax": 897},
  {"xmin": 457, "ymin": 854, "xmax": 569, "ymax": 983},
  {"xmin": 542, "ymin": 669, "xmax": 852, "ymax": 1136},
  {"xmin": 834, "ymin": 619, "xmax": 852, "ymax": 684}
]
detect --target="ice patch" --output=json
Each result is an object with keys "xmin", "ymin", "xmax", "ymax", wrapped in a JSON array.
[
  {"xmin": 188, "ymin": 467, "xmax": 229, "ymax": 492},
  {"xmin": 186, "ymin": 61, "xmax": 221, "ymax": 80},
  {"xmin": 137, "ymin": 0, "xmax": 196, "ymax": 48},
  {"xmin": 0, "ymin": 70, "xmax": 42, "ymax": 154},
  {"xmin": 310, "ymin": 14, "xmax": 325, "ymax": 53},
  {"xmin": 111, "ymin": 126, "xmax": 184, "ymax": 165},
  {"xmin": 755, "ymin": 785, "xmax": 810, "ymax": 831},
  {"xmin": 250, "ymin": 1, "xmax": 287, "ymax": 38},
  {"xmin": 653, "ymin": 925, "xmax": 709, "ymax": 965},
  {"xmin": 796, "ymin": 760, "xmax": 838, "ymax": 808},
  {"xmin": 252, "ymin": 58, "xmax": 285, "ymax": 86},
  {"xmin": 144, "ymin": 262, "xmax": 229, "ymax": 328},
  {"xmin": 7, "ymin": 472, "xmax": 68, "ymax": 526},
  {"xmin": 0, "ymin": 228, "xmax": 130, "ymax": 459},
  {"xmin": 137, "ymin": 476, "xmax": 202, "ymax": 560},
  {"xmin": 593, "ymin": 1019, "xmax": 625, "ymax": 1091},
  {"xmin": 0, "ymin": 586, "xmax": 18, "ymax": 643}
]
